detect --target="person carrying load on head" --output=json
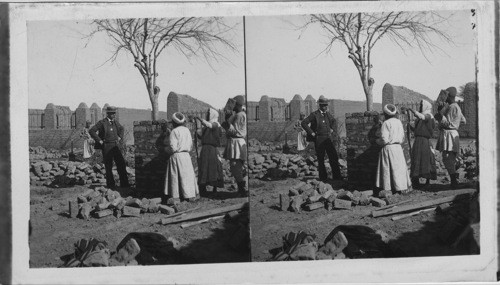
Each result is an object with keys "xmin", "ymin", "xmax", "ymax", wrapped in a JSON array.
[
  {"xmin": 406, "ymin": 100, "xmax": 437, "ymax": 188},
  {"xmin": 195, "ymin": 108, "xmax": 224, "ymax": 196},
  {"xmin": 223, "ymin": 95, "xmax": 248, "ymax": 197},
  {"xmin": 434, "ymin": 87, "xmax": 466, "ymax": 189}
]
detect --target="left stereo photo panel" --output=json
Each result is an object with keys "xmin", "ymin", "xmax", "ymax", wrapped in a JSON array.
[{"xmin": 27, "ymin": 17, "xmax": 250, "ymax": 267}]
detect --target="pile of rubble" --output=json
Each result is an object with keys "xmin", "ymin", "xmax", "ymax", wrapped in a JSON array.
[
  {"xmin": 68, "ymin": 186, "xmax": 174, "ymax": 220},
  {"xmin": 279, "ymin": 179, "xmax": 396, "ymax": 213},
  {"xmin": 248, "ymin": 152, "xmax": 347, "ymax": 180},
  {"xmin": 30, "ymin": 160, "xmax": 135, "ymax": 187},
  {"xmin": 271, "ymin": 225, "xmax": 389, "ymax": 261},
  {"xmin": 29, "ymin": 146, "xmax": 67, "ymax": 160}
]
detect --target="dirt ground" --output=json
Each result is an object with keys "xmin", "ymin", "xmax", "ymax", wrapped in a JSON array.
[
  {"xmin": 29, "ymin": 185, "xmax": 250, "ymax": 268},
  {"xmin": 249, "ymin": 173, "xmax": 479, "ymax": 262}
]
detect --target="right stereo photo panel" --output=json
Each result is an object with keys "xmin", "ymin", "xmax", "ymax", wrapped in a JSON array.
[{"xmin": 245, "ymin": 11, "xmax": 479, "ymax": 262}]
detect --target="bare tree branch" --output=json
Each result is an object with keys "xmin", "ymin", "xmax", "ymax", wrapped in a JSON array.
[
  {"xmin": 85, "ymin": 17, "xmax": 239, "ymax": 120},
  {"xmin": 298, "ymin": 11, "xmax": 454, "ymax": 111}
]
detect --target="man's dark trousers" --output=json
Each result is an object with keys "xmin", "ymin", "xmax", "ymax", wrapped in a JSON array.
[
  {"xmin": 315, "ymin": 135, "xmax": 342, "ymax": 181},
  {"xmin": 103, "ymin": 142, "xmax": 129, "ymax": 188}
]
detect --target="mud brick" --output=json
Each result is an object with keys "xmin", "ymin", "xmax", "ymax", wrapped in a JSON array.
[
  {"xmin": 327, "ymin": 193, "xmax": 337, "ymax": 203},
  {"xmin": 289, "ymin": 188, "xmax": 300, "ymax": 197},
  {"xmin": 290, "ymin": 196, "xmax": 304, "ymax": 213},
  {"xmin": 292, "ymin": 181, "xmax": 307, "ymax": 190},
  {"xmin": 77, "ymin": 195, "xmax": 87, "ymax": 204},
  {"xmin": 122, "ymin": 206, "xmax": 141, "ymax": 217},
  {"xmin": 333, "ymin": 199, "xmax": 352, "ymax": 209},
  {"xmin": 113, "ymin": 238, "xmax": 141, "ymax": 264},
  {"xmin": 337, "ymin": 191, "xmax": 354, "ymax": 201},
  {"xmin": 280, "ymin": 194, "xmax": 290, "ymax": 211},
  {"xmin": 352, "ymin": 190, "xmax": 361, "ymax": 198},
  {"xmin": 149, "ymin": 197, "xmax": 162, "ymax": 204},
  {"xmin": 370, "ymin": 197, "xmax": 387, "ymax": 207},
  {"xmin": 69, "ymin": 201, "xmax": 79, "ymax": 218},
  {"xmin": 82, "ymin": 189, "xmax": 94, "ymax": 197},
  {"xmin": 323, "ymin": 231, "xmax": 348, "ymax": 256},
  {"xmin": 384, "ymin": 195, "xmax": 398, "ymax": 205},
  {"xmin": 114, "ymin": 208, "xmax": 122, "ymax": 218},
  {"xmin": 359, "ymin": 194, "xmax": 371, "ymax": 206},
  {"xmin": 147, "ymin": 203, "xmax": 159, "ymax": 213},
  {"xmin": 111, "ymin": 197, "xmax": 125, "ymax": 208},
  {"xmin": 304, "ymin": 202, "xmax": 324, "ymax": 211},
  {"xmin": 321, "ymin": 189, "xmax": 335, "ymax": 201},
  {"xmin": 352, "ymin": 196, "xmax": 360, "ymax": 205},
  {"xmin": 325, "ymin": 201, "xmax": 334, "ymax": 211},
  {"xmin": 378, "ymin": 190, "xmax": 393, "ymax": 198},
  {"xmin": 437, "ymin": 203, "xmax": 451, "ymax": 213},
  {"xmin": 126, "ymin": 198, "xmax": 143, "ymax": 208},
  {"xmin": 307, "ymin": 195, "xmax": 322, "ymax": 204},
  {"xmin": 158, "ymin": 205, "xmax": 176, "ymax": 215},
  {"xmin": 95, "ymin": 209, "xmax": 113, "ymax": 218},
  {"xmin": 361, "ymin": 190, "xmax": 374, "ymax": 197},
  {"xmin": 79, "ymin": 202, "xmax": 92, "ymax": 220},
  {"xmin": 317, "ymin": 182, "xmax": 327, "ymax": 195},
  {"xmin": 96, "ymin": 202, "xmax": 111, "ymax": 211},
  {"xmin": 225, "ymin": 210, "xmax": 240, "ymax": 221}
]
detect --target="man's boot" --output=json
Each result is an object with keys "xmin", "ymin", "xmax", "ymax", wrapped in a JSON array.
[
  {"xmin": 237, "ymin": 181, "xmax": 247, "ymax": 197},
  {"xmin": 199, "ymin": 184, "xmax": 207, "ymax": 197},
  {"xmin": 450, "ymin": 173, "xmax": 459, "ymax": 189}
]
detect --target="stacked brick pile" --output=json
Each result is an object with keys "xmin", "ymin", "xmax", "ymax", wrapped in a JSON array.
[
  {"xmin": 248, "ymin": 152, "xmax": 347, "ymax": 180},
  {"xmin": 280, "ymin": 179, "xmax": 397, "ymax": 213},
  {"xmin": 29, "ymin": 146, "xmax": 67, "ymax": 160},
  {"xmin": 30, "ymin": 160, "xmax": 135, "ymax": 187},
  {"xmin": 68, "ymin": 186, "xmax": 172, "ymax": 220}
]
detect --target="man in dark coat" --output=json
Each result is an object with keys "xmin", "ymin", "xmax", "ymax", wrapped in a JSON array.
[
  {"xmin": 89, "ymin": 106, "xmax": 129, "ymax": 189},
  {"xmin": 301, "ymin": 96, "xmax": 342, "ymax": 181}
]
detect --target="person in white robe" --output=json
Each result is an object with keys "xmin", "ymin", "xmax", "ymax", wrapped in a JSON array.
[
  {"xmin": 376, "ymin": 104, "xmax": 412, "ymax": 193},
  {"xmin": 164, "ymin": 112, "xmax": 199, "ymax": 202}
]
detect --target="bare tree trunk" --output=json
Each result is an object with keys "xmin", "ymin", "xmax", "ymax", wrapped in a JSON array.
[
  {"xmin": 148, "ymin": 86, "xmax": 160, "ymax": 121},
  {"xmin": 365, "ymin": 88, "xmax": 373, "ymax": 112}
]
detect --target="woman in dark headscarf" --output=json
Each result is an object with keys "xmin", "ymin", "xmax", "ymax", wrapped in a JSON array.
[
  {"xmin": 197, "ymin": 108, "xmax": 224, "ymax": 195},
  {"xmin": 408, "ymin": 100, "xmax": 437, "ymax": 188}
]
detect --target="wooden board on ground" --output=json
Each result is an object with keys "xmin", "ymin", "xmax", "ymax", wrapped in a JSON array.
[
  {"xmin": 372, "ymin": 188, "xmax": 476, "ymax": 218},
  {"xmin": 160, "ymin": 202, "xmax": 248, "ymax": 225},
  {"xmin": 180, "ymin": 215, "xmax": 225, "ymax": 229}
]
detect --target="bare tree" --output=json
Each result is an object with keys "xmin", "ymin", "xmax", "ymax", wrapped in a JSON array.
[
  {"xmin": 300, "ymin": 12, "xmax": 453, "ymax": 111},
  {"xmin": 88, "ymin": 18, "xmax": 238, "ymax": 120}
]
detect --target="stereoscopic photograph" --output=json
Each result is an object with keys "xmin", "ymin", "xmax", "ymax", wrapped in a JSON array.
[
  {"xmin": 27, "ymin": 16, "xmax": 250, "ymax": 267},
  {"xmin": 245, "ymin": 10, "xmax": 480, "ymax": 261},
  {"xmin": 6, "ymin": 1, "xmax": 497, "ymax": 284}
]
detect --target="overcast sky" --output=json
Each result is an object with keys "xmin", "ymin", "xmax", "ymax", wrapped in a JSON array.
[
  {"xmin": 28, "ymin": 10, "xmax": 475, "ymax": 111},
  {"xmin": 246, "ymin": 10, "xmax": 475, "ymax": 103}
]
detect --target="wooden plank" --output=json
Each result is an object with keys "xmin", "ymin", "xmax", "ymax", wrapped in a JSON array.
[
  {"xmin": 372, "ymin": 188, "xmax": 476, "ymax": 218},
  {"xmin": 160, "ymin": 202, "xmax": 248, "ymax": 225},
  {"xmin": 372, "ymin": 199, "xmax": 413, "ymax": 212},
  {"xmin": 391, "ymin": 207, "xmax": 436, "ymax": 221},
  {"xmin": 180, "ymin": 215, "xmax": 225, "ymax": 229}
]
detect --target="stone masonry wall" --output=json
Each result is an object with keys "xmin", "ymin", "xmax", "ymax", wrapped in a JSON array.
[
  {"xmin": 133, "ymin": 121, "xmax": 171, "ymax": 194},
  {"xmin": 345, "ymin": 112, "xmax": 410, "ymax": 187},
  {"xmin": 134, "ymin": 120, "xmax": 200, "ymax": 194}
]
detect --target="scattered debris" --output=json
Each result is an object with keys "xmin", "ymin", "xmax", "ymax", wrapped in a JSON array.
[{"xmin": 371, "ymin": 188, "xmax": 476, "ymax": 218}]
